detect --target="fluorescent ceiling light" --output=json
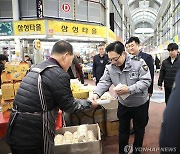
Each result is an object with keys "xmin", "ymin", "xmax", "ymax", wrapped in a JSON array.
[
  {"xmin": 135, "ymin": 28, "xmax": 154, "ymax": 34},
  {"xmin": 89, "ymin": 37, "xmax": 106, "ymax": 42},
  {"xmin": 0, "ymin": 35, "xmax": 47, "ymax": 40},
  {"xmin": 53, "ymin": 35, "xmax": 105, "ymax": 42}
]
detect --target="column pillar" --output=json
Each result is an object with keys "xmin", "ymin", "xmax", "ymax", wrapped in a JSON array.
[
  {"xmin": 105, "ymin": 0, "xmax": 110, "ymax": 43},
  {"xmin": 122, "ymin": 4, "xmax": 125, "ymax": 43},
  {"xmin": 12, "ymin": 0, "xmax": 21, "ymax": 61}
]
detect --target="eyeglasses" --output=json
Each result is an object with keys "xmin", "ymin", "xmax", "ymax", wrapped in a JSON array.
[{"xmin": 108, "ymin": 55, "xmax": 121, "ymax": 62}]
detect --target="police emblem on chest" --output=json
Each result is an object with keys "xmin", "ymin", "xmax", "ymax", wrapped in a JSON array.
[
  {"xmin": 100, "ymin": 60, "xmax": 104, "ymax": 63},
  {"xmin": 142, "ymin": 65, "xmax": 148, "ymax": 71},
  {"xmin": 129, "ymin": 71, "xmax": 138, "ymax": 79}
]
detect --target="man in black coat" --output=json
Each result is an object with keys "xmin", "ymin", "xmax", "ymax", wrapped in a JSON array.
[
  {"xmin": 93, "ymin": 44, "xmax": 108, "ymax": 85},
  {"xmin": 160, "ymin": 68, "xmax": 180, "ymax": 154},
  {"xmin": 158, "ymin": 43, "xmax": 179, "ymax": 105},
  {"xmin": 6, "ymin": 40, "xmax": 98, "ymax": 154}
]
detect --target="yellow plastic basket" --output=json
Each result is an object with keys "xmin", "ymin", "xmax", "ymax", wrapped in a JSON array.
[{"xmin": 72, "ymin": 90, "xmax": 89, "ymax": 99}]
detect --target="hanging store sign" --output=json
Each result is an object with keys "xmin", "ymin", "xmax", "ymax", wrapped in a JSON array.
[
  {"xmin": 61, "ymin": 3, "xmax": 71, "ymax": 12},
  {"xmin": 36, "ymin": 0, "xmax": 43, "ymax": 18},
  {"xmin": 0, "ymin": 21, "xmax": 13, "ymax": 36},
  {"xmin": 13, "ymin": 20, "xmax": 45, "ymax": 35},
  {"xmin": 48, "ymin": 20, "xmax": 106, "ymax": 38},
  {"xmin": 33, "ymin": 39, "xmax": 41, "ymax": 51}
]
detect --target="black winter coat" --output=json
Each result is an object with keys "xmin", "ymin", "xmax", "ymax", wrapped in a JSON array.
[
  {"xmin": 160, "ymin": 69, "xmax": 180, "ymax": 153},
  {"xmin": 6, "ymin": 59, "xmax": 91, "ymax": 151},
  {"xmin": 158, "ymin": 56, "xmax": 180, "ymax": 88},
  {"xmin": 138, "ymin": 51, "xmax": 154, "ymax": 94}
]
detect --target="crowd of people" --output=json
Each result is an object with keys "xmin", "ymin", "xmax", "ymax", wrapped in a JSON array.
[{"xmin": 1, "ymin": 38, "xmax": 179, "ymax": 154}]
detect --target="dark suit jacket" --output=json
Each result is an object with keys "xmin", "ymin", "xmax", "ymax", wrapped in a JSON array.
[
  {"xmin": 93, "ymin": 54, "xmax": 108, "ymax": 81},
  {"xmin": 138, "ymin": 50, "xmax": 154, "ymax": 94}
]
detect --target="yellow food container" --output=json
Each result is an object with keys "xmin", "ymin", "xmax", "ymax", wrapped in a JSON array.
[
  {"xmin": 1, "ymin": 83, "xmax": 15, "ymax": 100},
  {"xmin": 72, "ymin": 90, "xmax": 89, "ymax": 99},
  {"xmin": 1, "ymin": 71, "xmax": 11, "ymax": 83},
  {"xmin": 1, "ymin": 100, "xmax": 13, "ymax": 112},
  {"xmin": 14, "ymin": 82, "xmax": 21, "ymax": 94}
]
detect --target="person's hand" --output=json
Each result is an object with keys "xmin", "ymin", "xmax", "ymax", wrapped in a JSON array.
[
  {"xmin": 91, "ymin": 99, "xmax": 99, "ymax": 109},
  {"xmin": 115, "ymin": 85, "xmax": 129, "ymax": 95},
  {"xmin": 91, "ymin": 93, "xmax": 99, "ymax": 101},
  {"xmin": 93, "ymin": 77, "xmax": 96, "ymax": 81},
  {"xmin": 158, "ymin": 86, "xmax": 163, "ymax": 90},
  {"xmin": 149, "ymin": 93, "xmax": 152, "ymax": 97}
]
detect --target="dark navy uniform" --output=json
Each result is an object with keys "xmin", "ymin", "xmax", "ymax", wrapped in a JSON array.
[
  {"xmin": 160, "ymin": 68, "xmax": 180, "ymax": 154},
  {"xmin": 138, "ymin": 50, "xmax": 154, "ymax": 95},
  {"xmin": 93, "ymin": 54, "xmax": 108, "ymax": 85}
]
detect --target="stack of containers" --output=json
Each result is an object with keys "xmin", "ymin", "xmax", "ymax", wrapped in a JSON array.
[{"xmin": 1, "ymin": 62, "xmax": 29, "ymax": 118}]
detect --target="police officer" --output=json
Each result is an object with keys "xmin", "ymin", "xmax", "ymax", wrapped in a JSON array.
[
  {"xmin": 92, "ymin": 41, "xmax": 151, "ymax": 154},
  {"xmin": 160, "ymin": 68, "xmax": 180, "ymax": 154},
  {"xmin": 127, "ymin": 37, "xmax": 154, "ymax": 134},
  {"xmin": 127, "ymin": 36, "xmax": 154, "ymax": 97}
]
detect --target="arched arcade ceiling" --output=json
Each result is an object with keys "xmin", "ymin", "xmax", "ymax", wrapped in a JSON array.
[{"xmin": 128, "ymin": 0, "xmax": 162, "ymax": 31}]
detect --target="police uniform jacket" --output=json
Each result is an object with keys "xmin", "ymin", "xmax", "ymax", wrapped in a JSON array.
[
  {"xmin": 94, "ymin": 52, "xmax": 151, "ymax": 107},
  {"xmin": 6, "ymin": 58, "xmax": 92, "ymax": 152}
]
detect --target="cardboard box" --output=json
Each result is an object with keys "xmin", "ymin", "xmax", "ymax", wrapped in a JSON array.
[
  {"xmin": 68, "ymin": 100, "xmax": 118, "ymax": 137},
  {"xmin": 11, "ymin": 72, "xmax": 22, "ymax": 81},
  {"xmin": 102, "ymin": 100, "xmax": 118, "ymax": 121},
  {"xmin": 1, "ymin": 71, "xmax": 11, "ymax": 83},
  {"xmin": 106, "ymin": 120, "xmax": 119, "ymax": 136},
  {"xmin": 70, "ymin": 108, "xmax": 105, "ymax": 125},
  {"xmin": 70, "ymin": 100, "xmax": 118, "ymax": 125},
  {"xmin": 55, "ymin": 124, "xmax": 102, "ymax": 154},
  {"xmin": 1, "ymin": 83, "xmax": 15, "ymax": 100},
  {"xmin": 5, "ymin": 62, "xmax": 29, "ymax": 81},
  {"xmin": 1, "ymin": 100, "xmax": 13, "ymax": 112},
  {"xmin": 13, "ymin": 82, "xmax": 21, "ymax": 94},
  {"xmin": 99, "ymin": 120, "xmax": 119, "ymax": 137}
]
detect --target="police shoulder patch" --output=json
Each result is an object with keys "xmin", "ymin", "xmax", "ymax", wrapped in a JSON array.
[{"xmin": 142, "ymin": 65, "xmax": 148, "ymax": 71}]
